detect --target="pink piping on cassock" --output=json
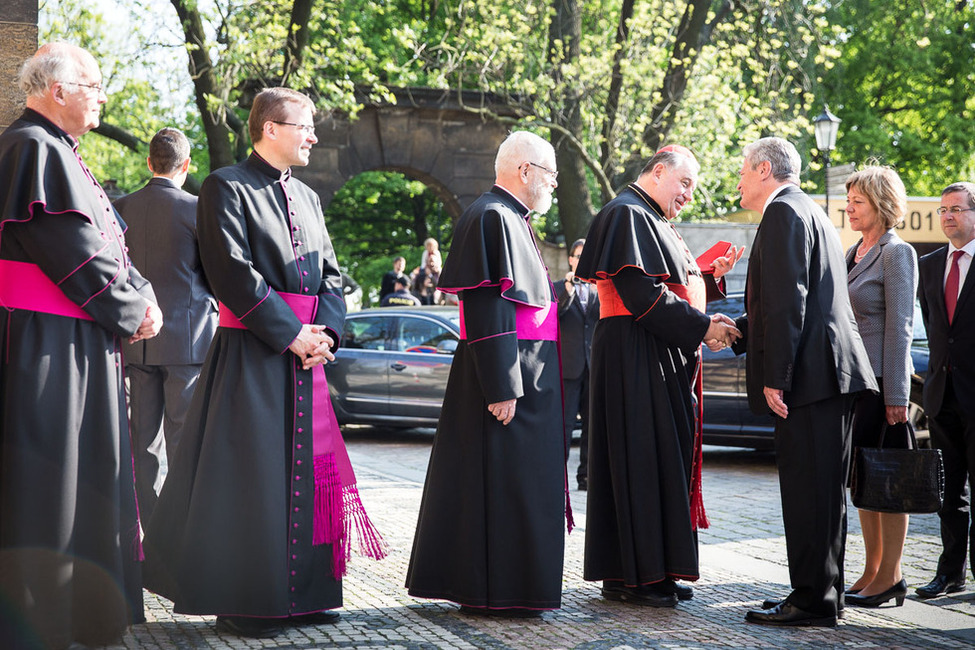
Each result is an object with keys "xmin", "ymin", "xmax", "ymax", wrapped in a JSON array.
[{"xmin": 219, "ymin": 293, "xmax": 388, "ymax": 577}]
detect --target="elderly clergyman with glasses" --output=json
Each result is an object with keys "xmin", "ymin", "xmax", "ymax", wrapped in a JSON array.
[
  {"xmin": 0, "ymin": 43, "xmax": 163, "ymax": 649},
  {"xmin": 407, "ymin": 131, "xmax": 571, "ymax": 617},
  {"xmin": 915, "ymin": 182, "xmax": 975, "ymax": 600}
]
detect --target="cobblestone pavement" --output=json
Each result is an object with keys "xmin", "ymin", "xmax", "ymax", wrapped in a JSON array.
[{"xmin": 119, "ymin": 427, "xmax": 972, "ymax": 650}]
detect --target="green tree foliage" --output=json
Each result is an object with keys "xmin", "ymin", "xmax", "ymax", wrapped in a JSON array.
[
  {"xmin": 819, "ymin": 0, "xmax": 975, "ymax": 195},
  {"xmin": 37, "ymin": 0, "xmax": 975, "ymax": 257},
  {"xmin": 324, "ymin": 171, "xmax": 452, "ymax": 305}
]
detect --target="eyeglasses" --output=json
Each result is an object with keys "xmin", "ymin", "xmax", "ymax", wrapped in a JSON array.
[
  {"xmin": 272, "ymin": 121, "xmax": 316, "ymax": 135},
  {"xmin": 60, "ymin": 81, "xmax": 105, "ymax": 94},
  {"xmin": 936, "ymin": 206, "xmax": 975, "ymax": 216},
  {"xmin": 526, "ymin": 161, "xmax": 558, "ymax": 179}
]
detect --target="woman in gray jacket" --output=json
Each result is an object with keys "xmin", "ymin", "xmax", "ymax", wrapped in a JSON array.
[{"xmin": 843, "ymin": 166, "xmax": 918, "ymax": 608}]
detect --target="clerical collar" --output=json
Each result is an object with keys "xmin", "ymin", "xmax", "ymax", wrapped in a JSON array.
[
  {"xmin": 627, "ymin": 183, "xmax": 666, "ymax": 221},
  {"xmin": 491, "ymin": 184, "xmax": 531, "ymax": 217},
  {"xmin": 22, "ymin": 108, "xmax": 78, "ymax": 150},
  {"xmin": 248, "ymin": 151, "xmax": 292, "ymax": 182}
]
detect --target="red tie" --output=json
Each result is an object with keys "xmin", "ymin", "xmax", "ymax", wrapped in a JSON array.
[{"xmin": 946, "ymin": 250, "xmax": 964, "ymax": 324}]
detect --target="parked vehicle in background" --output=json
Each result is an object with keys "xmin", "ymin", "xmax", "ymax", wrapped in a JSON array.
[
  {"xmin": 326, "ymin": 299, "xmax": 929, "ymax": 450},
  {"xmin": 701, "ymin": 293, "xmax": 929, "ymax": 449},
  {"xmin": 326, "ymin": 306, "xmax": 459, "ymax": 427}
]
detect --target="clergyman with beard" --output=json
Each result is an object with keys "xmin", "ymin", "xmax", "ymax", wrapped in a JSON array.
[{"xmin": 406, "ymin": 131, "xmax": 571, "ymax": 617}]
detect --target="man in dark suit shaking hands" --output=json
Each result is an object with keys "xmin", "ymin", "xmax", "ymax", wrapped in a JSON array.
[
  {"xmin": 115, "ymin": 128, "xmax": 217, "ymax": 522},
  {"xmin": 733, "ymin": 137, "xmax": 876, "ymax": 626},
  {"xmin": 915, "ymin": 182, "xmax": 975, "ymax": 599}
]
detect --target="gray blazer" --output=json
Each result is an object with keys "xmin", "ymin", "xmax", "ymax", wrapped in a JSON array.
[
  {"xmin": 115, "ymin": 177, "xmax": 217, "ymax": 366},
  {"xmin": 845, "ymin": 229, "xmax": 918, "ymax": 406}
]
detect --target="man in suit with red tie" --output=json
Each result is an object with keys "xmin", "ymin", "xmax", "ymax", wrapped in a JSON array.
[{"xmin": 916, "ymin": 182, "xmax": 975, "ymax": 599}]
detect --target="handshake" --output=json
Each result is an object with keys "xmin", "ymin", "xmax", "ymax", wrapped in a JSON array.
[{"xmin": 704, "ymin": 314, "xmax": 741, "ymax": 352}]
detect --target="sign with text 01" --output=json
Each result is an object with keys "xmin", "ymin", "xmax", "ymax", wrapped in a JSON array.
[{"xmin": 812, "ymin": 195, "xmax": 947, "ymax": 249}]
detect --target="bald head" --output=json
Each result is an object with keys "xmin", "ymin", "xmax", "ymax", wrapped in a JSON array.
[
  {"xmin": 21, "ymin": 43, "xmax": 106, "ymax": 138},
  {"xmin": 493, "ymin": 131, "xmax": 558, "ymax": 214}
]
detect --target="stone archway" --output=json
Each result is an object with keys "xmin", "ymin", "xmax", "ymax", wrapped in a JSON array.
[
  {"xmin": 298, "ymin": 87, "xmax": 521, "ymax": 218},
  {"xmin": 0, "ymin": 1, "xmax": 38, "ymax": 130}
]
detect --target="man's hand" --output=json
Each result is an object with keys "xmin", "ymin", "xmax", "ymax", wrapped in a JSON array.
[
  {"xmin": 704, "ymin": 313, "xmax": 741, "ymax": 350},
  {"xmin": 563, "ymin": 271, "xmax": 576, "ymax": 295},
  {"xmin": 886, "ymin": 405, "xmax": 908, "ymax": 425},
  {"xmin": 764, "ymin": 386, "xmax": 788, "ymax": 419},
  {"xmin": 712, "ymin": 245, "xmax": 745, "ymax": 279},
  {"xmin": 488, "ymin": 398, "xmax": 517, "ymax": 426},
  {"xmin": 128, "ymin": 302, "xmax": 164, "ymax": 344},
  {"xmin": 289, "ymin": 324, "xmax": 336, "ymax": 370}
]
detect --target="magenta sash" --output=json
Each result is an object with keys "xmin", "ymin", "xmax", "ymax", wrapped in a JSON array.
[
  {"xmin": 218, "ymin": 294, "xmax": 387, "ymax": 576},
  {"xmin": 0, "ymin": 260, "xmax": 94, "ymax": 321},
  {"xmin": 457, "ymin": 300, "xmax": 558, "ymax": 341}
]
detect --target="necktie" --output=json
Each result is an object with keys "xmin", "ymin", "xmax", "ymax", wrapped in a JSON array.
[{"xmin": 945, "ymin": 250, "xmax": 964, "ymax": 324}]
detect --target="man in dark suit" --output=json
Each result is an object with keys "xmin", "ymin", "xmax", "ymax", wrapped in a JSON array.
[
  {"xmin": 733, "ymin": 137, "xmax": 876, "ymax": 627},
  {"xmin": 555, "ymin": 238, "xmax": 600, "ymax": 490},
  {"xmin": 915, "ymin": 181, "xmax": 975, "ymax": 599},
  {"xmin": 115, "ymin": 128, "xmax": 217, "ymax": 521}
]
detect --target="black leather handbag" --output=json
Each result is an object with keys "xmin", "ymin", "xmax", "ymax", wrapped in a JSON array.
[{"xmin": 851, "ymin": 422, "xmax": 944, "ymax": 514}]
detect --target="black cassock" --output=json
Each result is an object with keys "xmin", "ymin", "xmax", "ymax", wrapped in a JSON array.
[
  {"xmin": 406, "ymin": 186, "xmax": 568, "ymax": 610},
  {"xmin": 576, "ymin": 184, "xmax": 717, "ymax": 587},
  {"xmin": 143, "ymin": 154, "xmax": 349, "ymax": 617},
  {"xmin": 0, "ymin": 109, "xmax": 153, "ymax": 648}
]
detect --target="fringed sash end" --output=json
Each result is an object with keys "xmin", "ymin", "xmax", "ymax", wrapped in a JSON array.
[{"xmin": 312, "ymin": 453, "xmax": 388, "ymax": 578}]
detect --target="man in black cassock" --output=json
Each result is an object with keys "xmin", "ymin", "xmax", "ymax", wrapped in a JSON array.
[
  {"xmin": 143, "ymin": 88, "xmax": 386, "ymax": 639},
  {"xmin": 575, "ymin": 146, "xmax": 740, "ymax": 608},
  {"xmin": 0, "ymin": 44, "xmax": 163, "ymax": 649},
  {"xmin": 406, "ymin": 131, "xmax": 570, "ymax": 616}
]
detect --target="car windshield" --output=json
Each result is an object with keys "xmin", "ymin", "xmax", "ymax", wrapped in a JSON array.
[{"xmin": 913, "ymin": 301, "xmax": 926, "ymax": 341}]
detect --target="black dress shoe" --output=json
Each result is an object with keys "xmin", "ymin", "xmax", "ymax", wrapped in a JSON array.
[
  {"xmin": 458, "ymin": 605, "xmax": 542, "ymax": 618},
  {"xmin": 600, "ymin": 581, "xmax": 678, "ymax": 607},
  {"xmin": 846, "ymin": 580, "xmax": 907, "ymax": 608},
  {"xmin": 216, "ymin": 616, "xmax": 284, "ymax": 638},
  {"xmin": 760, "ymin": 598, "xmax": 845, "ymax": 619},
  {"xmin": 290, "ymin": 610, "xmax": 341, "ymax": 625},
  {"xmin": 745, "ymin": 602, "xmax": 837, "ymax": 627},
  {"xmin": 916, "ymin": 575, "xmax": 966, "ymax": 599},
  {"xmin": 657, "ymin": 578, "xmax": 693, "ymax": 601}
]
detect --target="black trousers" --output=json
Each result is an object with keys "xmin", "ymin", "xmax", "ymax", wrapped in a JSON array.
[
  {"xmin": 127, "ymin": 363, "xmax": 202, "ymax": 522},
  {"xmin": 774, "ymin": 393, "xmax": 854, "ymax": 616},
  {"xmin": 562, "ymin": 367, "xmax": 590, "ymax": 482},
  {"xmin": 930, "ymin": 376, "xmax": 975, "ymax": 581}
]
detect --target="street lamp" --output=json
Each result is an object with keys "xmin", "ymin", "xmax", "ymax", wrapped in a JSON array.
[{"xmin": 812, "ymin": 104, "xmax": 841, "ymax": 217}]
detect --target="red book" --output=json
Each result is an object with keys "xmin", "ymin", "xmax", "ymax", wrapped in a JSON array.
[{"xmin": 695, "ymin": 241, "xmax": 733, "ymax": 273}]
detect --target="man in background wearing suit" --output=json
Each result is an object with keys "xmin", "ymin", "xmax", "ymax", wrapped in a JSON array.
[
  {"xmin": 115, "ymin": 128, "xmax": 217, "ymax": 521},
  {"xmin": 733, "ymin": 137, "xmax": 876, "ymax": 627},
  {"xmin": 915, "ymin": 182, "xmax": 975, "ymax": 599},
  {"xmin": 556, "ymin": 238, "xmax": 600, "ymax": 491}
]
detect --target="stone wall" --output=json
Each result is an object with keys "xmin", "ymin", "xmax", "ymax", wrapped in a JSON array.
[{"xmin": 0, "ymin": 0, "xmax": 37, "ymax": 130}]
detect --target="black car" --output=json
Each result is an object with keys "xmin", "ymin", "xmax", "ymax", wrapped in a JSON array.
[
  {"xmin": 702, "ymin": 293, "xmax": 929, "ymax": 449},
  {"xmin": 326, "ymin": 301, "xmax": 929, "ymax": 449}
]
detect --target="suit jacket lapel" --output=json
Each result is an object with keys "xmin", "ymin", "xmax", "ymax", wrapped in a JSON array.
[{"xmin": 847, "ymin": 231, "xmax": 890, "ymax": 283}]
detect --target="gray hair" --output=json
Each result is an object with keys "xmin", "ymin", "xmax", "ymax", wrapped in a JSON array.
[
  {"xmin": 743, "ymin": 137, "xmax": 801, "ymax": 184},
  {"xmin": 19, "ymin": 43, "xmax": 83, "ymax": 98},
  {"xmin": 942, "ymin": 182, "xmax": 975, "ymax": 208},
  {"xmin": 495, "ymin": 131, "xmax": 554, "ymax": 176}
]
